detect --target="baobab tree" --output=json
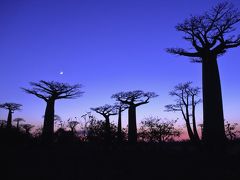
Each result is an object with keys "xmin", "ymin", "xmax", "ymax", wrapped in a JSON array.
[
  {"xmin": 91, "ymin": 104, "xmax": 117, "ymax": 143},
  {"xmin": 22, "ymin": 80, "xmax": 83, "ymax": 142},
  {"xmin": 165, "ymin": 82, "xmax": 201, "ymax": 142},
  {"xmin": 0, "ymin": 103, "xmax": 22, "ymax": 129},
  {"xmin": 21, "ymin": 124, "xmax": 34, "ymax": 135},
  {"xmin": 112, "ymin": 90, "xmax": 158, "ymax": 143},
  {"xmin": 114, "ymin": 103, "xmax": 128, "ymax": 142},
  {"xmin": 13, "ymin": 118, "xmax": 25, "ymax": 130},
  {"xmin": 166, "ymin": 2, "xmax": 240, "ymax": 145},
  {"xmin": 67, "ymin": 118, "xmax": 79, "ymax": 133}
]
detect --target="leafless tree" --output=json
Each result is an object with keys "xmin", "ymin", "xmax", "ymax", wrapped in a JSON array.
[
  {"xmin": 166, "ymin": 2, "xmax": 240, "ymax": 145},
  {"xmin": 112, "ymin": 90, "xmax": 158, "ymax": 143},
  {"xmin": 165, "ymin": 82, "xmax": 201, "ymax": 142},
  {"xmin": 0, "ymin": 103, "xmax": 22, "ymax": 129},
  {"xmin": 91, "ymin": 104, "xmax": 117, "ymax": 143},
  {"xmin": 22, "ymin": 80, "xmax": 83, "ymax": 142}
]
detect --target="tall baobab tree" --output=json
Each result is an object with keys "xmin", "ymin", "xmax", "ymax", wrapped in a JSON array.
[
  {"xmin": 13, "ymin": 118, "xmax": 25, "ymax": 130},
  {"xmin": 0, "ymin": 103, "xmax": 22, "ymax": 129},
  {"xmin": 114, "ymin": 103, "xmax": 128, "ymax": 142},
  {"xmin": 22, "ymin": 80, "xmax": 83, "ymax": 142},
  {"xmin": 91, "ymin": 104, "xmax": 117, "ymax": 143},
  {"xmin": 165, "ymin": 82, "xmax": 201, "ymax": 142},
  {"xmin": 112, "ymin": 90, "xmax": 158, "ymax": 143},
  {"xmin": 166, "ymin": 2, "xmax": 240, "ymax": 145}
]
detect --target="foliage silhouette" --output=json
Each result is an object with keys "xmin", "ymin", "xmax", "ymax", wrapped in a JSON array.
[
  {"xmin": 0, "ymin": 103, "xmax": 22, "ymax": 129},
  {"xmin": 167, "ymin": 2, "xmax": 240, "ymax": 146},
  {"xmin": 165, "ymin": 82, "xmax": 201, "ymax": 142},
  {"xmin": 138, "ymin": 117, "xmax": 182, "ymax": 143},
  {"xmin": 112, "ymin": 90, "xmax": 158, "ymax": 143},
  {"xmin": 22, "ymin": 80, "xmax": 84, "ymax": 143},
  {"xmin": 225, "ymin": 121, "xmax": 240, "ymax": 140}
]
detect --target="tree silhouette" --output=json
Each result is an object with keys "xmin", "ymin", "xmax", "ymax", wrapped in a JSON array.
[
  {"xmin": 166, "ymin": 2, "xmax": 240, "ymax": 145},
  {"xmin": 13, "ymin": 118, "xmax": 25, "ymax": 130},
  {"xmin": 22, "ymin": 80, "xmax": 83, "ymax": 142},
  {"xmin": 0, "ymin": 120, "xmax": 7, "ymax": 128},
  {"xmin": 112, "ymin": 90, "xmax": 158, "ymax": 143},
  {"xmin": 225, "ymin": 121, "xmax": 240, "ymax": 140},
  {"xmin": 114, "ymin": 103, "xmax": 128, "ymax": 142},
  {"xmin": 165, "ymin": 82, "xmax": 201, "ymax": 142},
  {"xmin": 91, "ymin": 104, "xmax": 117, "ymax": 143},
  {"xmin": 21, "ymin": 124, "xmax": 34, "ymax": 135},
  {"xmin": 0, "ymin": 103, "xmax": 22, "ymax": 129},
  {"xmin": 138, "ymin": 117, "xmax": 181, "ymax": 143},
  {"xmin": 67, "ymin": 118, "xmax": 79, "ymax": 133}
]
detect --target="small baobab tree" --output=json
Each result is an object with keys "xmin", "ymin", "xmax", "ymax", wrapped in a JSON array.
[
  {"xmin": 67, "ymin": 118, "xmax": 79, "ymax": 133},
  {"xmin": 13, "ymin": 118, "xmax": 25, "ymax": 130},
  {"xmin": 22, "ymin": 80, "xmax": 84, "ymax": 142},
  {"xmin": 21, "ymin": 124, "xmax": 34, "ymax": 135},
  {"xmin": 0, "ymin": 103, "xmax": 22, "ymax": 129},
  {"xmin": 166, "ymin": 2, "xmax": 240, "ymax": 145},
  {"xmin": 114, "ymin": 103, "xmax": 128, "ymax": 142},
  {"xmin": 91, "ymin": 104, "xmax": 118, "ymax": 143},
  {"xmin": 165, "ymin": 82, "xmax": 201, "ymax": 142},
  {"xmin": 112, "ymin": 90, "xmax": 158, "ymax": 143}
]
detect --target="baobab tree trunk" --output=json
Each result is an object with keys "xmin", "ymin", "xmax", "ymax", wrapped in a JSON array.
[
  {"xmin": 105, "ymin": 116, "xmax": 111, "ymax": 143},
  {"xmin": 128, "ymin": 105, "xmax": 137, "ymax": 143},
  {"xmin": 42, "ymin": 99, "xmax": 55, "ymax": 143},
  {"xmin": 202, "ymin": 56, "xmax": 226, "ymax": 146},
  {"xmin": 192, "ymin": 103, "xmax": 200, "ymax": 141},
  {"xmin": 7, "ymin": 110, "xmax": 12, "ymax": 129},
  {"xmin": 185, "ymin": 118, "xmax": 195, "ymax": 142},
  {"xmin": 117, "ymin": 109, "xmax": 123, "ymax": 142}
]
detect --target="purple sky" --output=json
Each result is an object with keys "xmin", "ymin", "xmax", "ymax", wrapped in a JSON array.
[{"xmin": 0, "ymin": 0, "xmax": 240, "ymax": 129}]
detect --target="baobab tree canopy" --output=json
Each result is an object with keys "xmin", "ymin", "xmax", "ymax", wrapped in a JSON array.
[
  {"xmin": 167, "ymin": 2, "xmax": 240, "ymax": 60},
  {"xmin": 22, "ymin": 80, "xmax": 84, "ymax": 101}
]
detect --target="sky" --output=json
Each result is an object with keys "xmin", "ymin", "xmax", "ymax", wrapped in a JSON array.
[{"xmin": 0, "ymin": 0, "xmax": 240, "ymax": 130}]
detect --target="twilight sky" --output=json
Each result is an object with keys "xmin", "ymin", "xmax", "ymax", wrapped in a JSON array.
[{"xmin": 0, "ymin": 0, "xmax": 240, "ymax": 129}]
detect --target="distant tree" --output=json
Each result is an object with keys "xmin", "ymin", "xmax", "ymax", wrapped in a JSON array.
[
  {"xmin": 67, "ymin": 118, "xmax": 79, "ymax": 133},
  {"xmin": 114, "ymin": 103, "xmax": 128, "ymax": 142},
  {"xmin": 167, "ymin": 2, "xmax": 240, "ymax": 146},
  {"xmin": 85, "ymin": 116, "xmax": 117, "ymax": 143},
  {"xmin": 0, "ymin": 120, "xmax": 7, "ymax": 128},
  {"xmin": 138, "ymin": 117, "xmax": 181, "ymax": 142},
  {"xmin": 22, "ymin": 80, "xmax": 83, "ymax": 142},
  {"xmin": 21, "ymin": 124, "xmax": 34, "ymax": 135},
  {"xmin": 165, "ymin": 82, "xmax": 201, "ymax": 142},
  {"xmin": 13, "ymin": 118, "xmax": 25, "ymax": 130},
  {"xmin": 225, "ymin": 121, "xmax": 240, "ymax": 140},
  {"xmin": 112, "ymin": 91, "xmax": 158, "ymax": 143},
  {"xmin": 0, "ymin": 103, "xmax": 22, "ymax": 129},
  {"xmin": 91, "ymin": 105, "xmax": 117, "ymax": 143}
]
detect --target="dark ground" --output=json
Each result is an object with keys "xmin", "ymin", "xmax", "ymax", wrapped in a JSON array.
[{"xmin": 2, "ymin": 141, "xmax": 240, "ymax": 180}]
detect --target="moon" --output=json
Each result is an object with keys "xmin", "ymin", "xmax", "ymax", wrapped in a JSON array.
[{"xmin": 60, "ymin": 71, "xmax": 64, "ymax": 75}]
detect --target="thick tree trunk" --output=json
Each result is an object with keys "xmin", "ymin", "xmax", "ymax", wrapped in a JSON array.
[
  {"xmin": 7, "ymin": 110, "xmax": 12, "ymax": 129},
  {"xmin": 128, "ymin": 105, "xmax": 137, "ymax": 143},
  {"xmin": 202, "ymin": 56, "xmax": 226, "ymax": 146},
  {"xmin": 105, "ymin": 116, "xmax": 111, "ymax": 143},
  {"xmin": 42, "ymin": 99, "xmax": 55, "ymax": 143},
  {"xmin": 117, "ymin": 109, "xmax": 123, "ymax": 142}
]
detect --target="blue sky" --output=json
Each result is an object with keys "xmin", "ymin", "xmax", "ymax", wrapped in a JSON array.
[{"xmin": 0, "ymin": 0, "xmax": 240, "ymax": 128}]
